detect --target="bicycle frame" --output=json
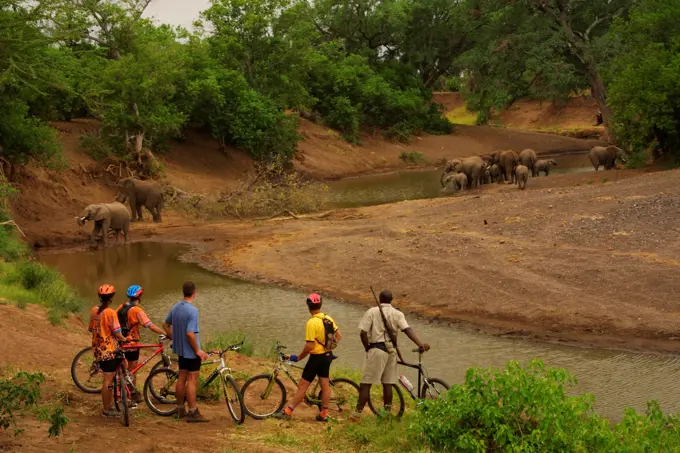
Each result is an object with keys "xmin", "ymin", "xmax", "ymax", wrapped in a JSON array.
[
  {"xmin": 197, "ymin": 354, "xmax": 233, "ymax": 389},
  {"xmin": 397, "ymin": 352, "xmax": 431, "ymax": 400},
  {"xmin": 121, "ymin": 342, "xmax": 172, "ymax": 375}
]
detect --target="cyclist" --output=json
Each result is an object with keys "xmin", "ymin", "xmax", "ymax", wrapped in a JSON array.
[
  {"xmin": 88, "ymin": 284, "xmax": 127, "ymax": 418},
  {"xmin": 351, "ymin": 289, "xmax": 429, "ymax": 420},
  {"xmin": 273, "ymin": 293, "xmax": 342, "ymax": 422},
  {"xmin": 117, "ymin": 284, "xmax": 166, "ymax": 403}
]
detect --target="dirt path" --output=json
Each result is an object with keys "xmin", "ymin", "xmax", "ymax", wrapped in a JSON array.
[{"xmin": 109, "ymin": 168, "xmax": 680, "ymax": 354}]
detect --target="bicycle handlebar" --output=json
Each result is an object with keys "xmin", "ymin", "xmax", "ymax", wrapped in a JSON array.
[{"xmin": 209, "ymin": 341, "xmax": 244, "ymax": 357}]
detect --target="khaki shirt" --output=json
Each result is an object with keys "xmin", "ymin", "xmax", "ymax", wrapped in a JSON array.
[{"xmin": 358, "ymin": 304, "xmax": 409, "ymax": 344}]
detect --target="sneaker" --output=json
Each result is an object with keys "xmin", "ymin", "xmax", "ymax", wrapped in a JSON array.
[
  {"xmin": 315, "ymin": 414, "xmax": 328, "ymax": 422},
  {"xmin": 102, "ymin": 408, "xmax": 120, "ymax": 418},
  {"xmin": 185, "ymin": 408, "xmax": 209, "ymax": 423},
  {"xmin": 175, "ymin": 407, "xmax": 187, "ymax": 420},
  {"xmin": 271, "ymin": 410, "xmax": 292, "ymax": 421}
]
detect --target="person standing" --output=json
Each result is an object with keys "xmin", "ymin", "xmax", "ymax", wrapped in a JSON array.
[
  {"xmin": 89, "ymin": 284, "xmax": 127, "ymax": 417},
  {"xmin": 116, "ymin": 284, "xmax": 166, "ymax": 402},
  {"xmin": 352, "ymin": 289, "xmax": 429, "ymax": 419},
  {"xmin": 163, "ymin": 281, "xmax": 209, "ymax": 422},
  {"xmin": 273, "ymin": 293, "xmax": 342, "ymax": 422}
]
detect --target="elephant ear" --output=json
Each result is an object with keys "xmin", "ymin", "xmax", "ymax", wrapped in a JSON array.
[{"xmin": 92, "ymin": 204, "xmax": 109, "ymax": 221}]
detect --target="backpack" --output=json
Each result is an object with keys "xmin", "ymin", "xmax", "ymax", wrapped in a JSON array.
[
  {"xmin": 117, "ymin": 303, "xmax": 133, "ymax": 337},
  {"xmin": 316, "ymin": 314, "xmax": 338, "ymax": 352}
]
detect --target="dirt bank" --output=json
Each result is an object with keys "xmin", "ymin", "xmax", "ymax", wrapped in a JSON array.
[
  {"xmin": 109, "ymin": 167, "xmax": 680, "ymax": 354},
  {"xmin": 0, "ymin": 304, "xmax": 330, "ymax": 452}
]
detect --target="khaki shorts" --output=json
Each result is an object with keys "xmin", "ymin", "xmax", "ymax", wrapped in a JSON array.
[{"xmin": 360, "ymin": 348, "xmax": 398, "ymax": 385}]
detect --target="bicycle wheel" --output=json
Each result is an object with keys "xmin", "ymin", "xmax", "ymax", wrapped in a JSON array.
[
  {"xmin": 326, "ymin": 378, "xmax": 359, "ymax": 420},
  {"xmin": 222, "ymin": 375, "xmax": 246, "ymax": 425},
  {"xmin": 71, "ymin": 347, "xmax": 102, "ymax": 394},
  {"xmin": 240, "ymin": 374, "xmax": 286, "ymax": 420},
  {"xmin": 148, "ymin": 357, "xmax": 178, "ymax": 402},
  {"xmin": 144, "ymin": 367, "xmax": 179, "ymax": 416},
  {"xmin": 421, "ymin": 377, "xmax": 450, "ymax": 400},
  {"xmin": 119, "ymin": 368, "xmax": 130, "ymax": 427},
  {"xmin": 367, "ymin": 383, "xmax": 406, "ymax": 418},
  {"xmin": 150, "ymin": 355, "xmax": 179, "ymax": 373}
]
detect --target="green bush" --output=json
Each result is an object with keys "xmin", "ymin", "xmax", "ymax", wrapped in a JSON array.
[
  {"xmin": 412, "ymin": 360, "xmax": 680, "ymax": 452},
  {"xmin": 204, "ymin": 332, "xmax": 254, "ymax": 358},
  {"xmin": 399, "ymin": 151, "xmax": 428, "ymax": 165}
]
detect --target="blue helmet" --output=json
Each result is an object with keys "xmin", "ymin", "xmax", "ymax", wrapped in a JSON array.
[{"xmin": 126, "ymin": 285, "xmax": 144, "ymax": 299}]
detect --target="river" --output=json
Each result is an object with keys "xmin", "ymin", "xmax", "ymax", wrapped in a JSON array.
[{"xmin": 41, "ymin": 241, "xmax": 680, "ymax": 420}]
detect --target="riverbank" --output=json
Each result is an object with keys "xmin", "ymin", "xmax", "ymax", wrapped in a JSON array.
[{"xmin": 79, "ymin": 166, "xmax": 679, "ymax": 355}]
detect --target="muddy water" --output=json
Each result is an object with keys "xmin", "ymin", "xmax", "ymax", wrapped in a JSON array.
[
  {"xmin": 325, "ymin": 152, "xmax": 594, "ymax": 209},
  {"xmin": 41, "ymin": 242, "xmax": 680, "ymax": 420}
]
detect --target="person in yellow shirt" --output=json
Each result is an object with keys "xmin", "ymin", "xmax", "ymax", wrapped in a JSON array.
[{"xmin": 273, "ymin": 293, "xmax": 342, "ymax": 422}]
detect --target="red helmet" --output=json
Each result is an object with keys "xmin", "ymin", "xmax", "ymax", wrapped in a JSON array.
[
  {"xmin": 98, "ymin": 284, "xmax": 116, "ymax": 296},
  {"xmin": 306, "ymin": 293, "xmax": 322, "ymax": 305}
]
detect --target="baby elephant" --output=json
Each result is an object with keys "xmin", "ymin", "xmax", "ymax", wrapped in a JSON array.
[
  {"xmin": 76, "ymin": 202, "xmax": 131, "ymax": 247},
  {"xmin": 489, "ymin": 164, "xmax": 501, "ymax": 183},
  {"xmin": 515, "ymin": 165, "xmax": 529, "ymax": 190},
  {"xmin": 443, "ymin": 172, "xmax": 468, "ymax": 192},
  {"xmin": 535, "ymin": 159, "xmax": 558, "ymax": 176}
]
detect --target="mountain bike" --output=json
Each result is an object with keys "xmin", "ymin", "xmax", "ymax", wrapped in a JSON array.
[
  {"xmin": 143, "ymin": 342, "xmax": 246, "ymax": 424},
  {"xmin": 240, "ymin": 342, "xmax": 359, "ymax": 420},
  {"xmin": 368, "ymin": 348, "xmax": 449, "ymax": 418},
  {"xmin": 111, "ymin": 348, "xmax": 134, "ymax": 427},
  {"xmin": 71, "ymin": 335, "xmax": 175, "ymax": 394}
]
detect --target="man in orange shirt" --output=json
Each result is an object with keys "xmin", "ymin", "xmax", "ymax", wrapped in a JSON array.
[
  {"xmin": 89, "ymin": 284, "xmax": 127, "ymax": 417},
  {"xmin": 117, "ymin": 285, "xmax": 166, "ymax": 402}
]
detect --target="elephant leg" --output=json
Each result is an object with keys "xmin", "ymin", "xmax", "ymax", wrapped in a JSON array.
[
  {"xmin": 91, "ymin": 223, "xmax": 101, "ymax": 245},
  {"xmin": 153, "ymin": 205, "xmax": 161, "ymax": 223},
  {"xmin": 101, "ymin": 219, "xmax": 110, "ymax": 246},
  {"xmin": 135, "ymin": 204, "xmax": 143, "ymax": 222},
  {"xmin": 113, "ymin": 229, "xmax": 120, "ymax": 246}
]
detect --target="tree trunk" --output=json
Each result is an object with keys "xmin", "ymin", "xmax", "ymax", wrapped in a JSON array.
[{"xmin": 586, "ymin": 65, "xmax": 612, "ymax": 142}]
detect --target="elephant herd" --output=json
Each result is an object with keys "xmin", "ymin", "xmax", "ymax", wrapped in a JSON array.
[
  {"xmin": 441, "ymin": 145, "xmax": 627, "ymax": 192},
  {"xmin": 76, "ymin": 178, "xmax": 164, "ymax": 247}
]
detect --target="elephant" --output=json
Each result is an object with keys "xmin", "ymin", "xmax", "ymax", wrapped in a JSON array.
[
  {"xmin": 482, "ymin": 167, "xmax": 491, "ymax": 184},
  {"xmin": 535, "ymin": 159, "xmax": 558, "ymax": 176},
  {"xmin": 442, "ymin": 172, "xmax": 468, "ymax": 192},
  {"xmin": 498, "ymin": 150, "xmax": 520, "ymax": 183},
  {"xmin": 489, "ymin": 164, "xmax": 501, "ymax": 183},
  {"xmin": 519, "ymin": 149, "xmax": 538, "ymax": 177},
  {"xmin": 77, "ymin": 202, "xmax": 130, "ymax": 246},
  {"xmin": 440, "ymin": 156, "xmax": 485, "ymax": 189},
  {"xmin": 116, "ymin": 178, "xmax": 164, "ymax": 222},
  {"xmin": 588, "ymin": 145, "xmax": 627, "ymax": 171},
  {"xmin": 515, "ymin": 165, "xmax": 529, "ymax": 190}
]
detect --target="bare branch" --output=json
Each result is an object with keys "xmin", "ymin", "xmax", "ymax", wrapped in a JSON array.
[{"xmin": 0, "ymin": 221, "xmax": 26, "ymax": 237}]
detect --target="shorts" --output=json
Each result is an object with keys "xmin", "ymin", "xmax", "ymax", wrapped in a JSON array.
[
  {"xmin": 301, "ymin": 353, "xmax": 332, "ymax": 382},
  {"xmin": 178, "ymin": 356, "xmax": 202, "ymax": 372},
  {"xmin": 360, "ymin": 348, "xmax": 397, "ymax": 385},
  {"xmin": 124, "ymin": 349, "xmax": 140, "ymax": 362},
  {"xmin": 99, "ymin": 358, "xmax": 121, "ymax": 373}
]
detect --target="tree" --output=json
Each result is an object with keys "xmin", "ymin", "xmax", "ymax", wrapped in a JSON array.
[{"xmin": 603, "ymin": 0, "xmax": 680, "ymax": 159}]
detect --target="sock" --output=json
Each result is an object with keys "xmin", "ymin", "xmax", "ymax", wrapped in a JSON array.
[
  {"xmin": 284, "ymin": 405, "xmax": 294, "ymax": 416},
  {"xmin": 319, "ymin": 407, "xmax": 329, "ymax": 419}
]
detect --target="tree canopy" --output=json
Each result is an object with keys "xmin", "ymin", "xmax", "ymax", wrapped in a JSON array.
[{"xmin": 0, "ymin": 0, "xmax": 678, "ymax": 172}]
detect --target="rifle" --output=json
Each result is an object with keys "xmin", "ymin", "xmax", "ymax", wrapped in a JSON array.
[{"xmin": 370, "ymin": 286, "xmax": 405, "ymax": 363}]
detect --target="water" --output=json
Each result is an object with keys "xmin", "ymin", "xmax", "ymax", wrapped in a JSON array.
[
  {"xmin": 325, "ymin": 152, "xmax": 594, "ymax": 209},
  {"xmin": 41, "ymin": 242, "xmax": 680, "ymax": 420}
]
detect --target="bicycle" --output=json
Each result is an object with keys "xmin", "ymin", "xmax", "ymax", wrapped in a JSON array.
[
  {"xmin": 111, "ymin": 348, "xmax": 135, "ymax": 427},
  {"xmin": 367, "ymin": 348, "xmax": 450, "ymax": 418},
  {"xmin": 143, "ymin": 342, "xmax": 246, "ymax": 425},
  {"xmin": 71, "ymin": 335, "xmax": 175, "ymax": 394},
  {"xmin": 240, "ymin": 342, "xmax": 360, "ymax": 420}
]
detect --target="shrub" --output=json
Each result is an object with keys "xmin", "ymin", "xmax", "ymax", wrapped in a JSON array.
[
  {"xmin": 399, "ymin": 151, "xmax": 428, "ymax": 165},
  {"xmin": 204, "ymin": 332, "xmax": 254, "ymax": 358}
]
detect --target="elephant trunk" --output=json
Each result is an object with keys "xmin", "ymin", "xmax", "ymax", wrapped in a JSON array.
[
  {"xmin": 440, "ymin": 171, "xmax": 448, "ymax": 188},
  {"xmin": 76, "ymin": 216, "xmax": 87, "ymax": 226}
]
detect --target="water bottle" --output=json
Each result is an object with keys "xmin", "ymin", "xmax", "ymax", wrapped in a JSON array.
[{"xmin": 399, "ymin": 375, "xmax": 414, "ymax": 392}]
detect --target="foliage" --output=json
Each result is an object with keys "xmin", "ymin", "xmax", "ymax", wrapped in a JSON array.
[
  {"xmin": 221, "ymin": 162, "xmax": 329, "ymax": 218},
  {"xmin": 0, "ymin": 371, "xmax": 68, "ymax": 437},
  {"xmin": 204, "ymin": 332, "xmax": 255, "ymax": 358},
  {"xmin": 603, "ymin": 0, "xmax": 680, "ymax": 161}
]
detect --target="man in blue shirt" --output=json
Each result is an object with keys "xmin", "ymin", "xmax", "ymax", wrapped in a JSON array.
[{"xmin": 163, "ymin": 281, "xmax": 208, "ymax": 422}]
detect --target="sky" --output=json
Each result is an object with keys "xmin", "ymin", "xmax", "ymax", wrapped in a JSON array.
[{"xmin": 144, "ymin": 0, "xmax": 211, "ymax": 29}]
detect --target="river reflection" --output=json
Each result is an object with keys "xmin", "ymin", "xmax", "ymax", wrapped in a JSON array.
[{"xmin": 41, "ymin": 242, "xmax": 680, "ymax": 420}]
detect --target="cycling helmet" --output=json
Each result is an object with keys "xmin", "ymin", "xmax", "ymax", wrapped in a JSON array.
[
  {"xmin": 127, "ymin": 285, "xmax": 144, "ymax": 298},
  {"xmin": 306, "ymin": 293, "xmax": 322, "ymax": 305},
  {"xmin": 98, "ymin": 284, "xmax": 116, "ymax": 296}
]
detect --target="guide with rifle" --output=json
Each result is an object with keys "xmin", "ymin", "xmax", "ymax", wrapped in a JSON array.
[{"xmin": 351, "ymin": 288, "xmax": 430, "ymax": 420}]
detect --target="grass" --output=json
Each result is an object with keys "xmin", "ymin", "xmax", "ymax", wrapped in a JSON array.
[
  {"xmin": 398, "ymin": 151, "xmax": 428, "ymax": 165},
  {"xmin": 445, "ymin": 105, "xmax": 477, "ymax": 125},
  {"xmin": 204, "ymin": 332, "xmax": 255, "ymax": 357}
]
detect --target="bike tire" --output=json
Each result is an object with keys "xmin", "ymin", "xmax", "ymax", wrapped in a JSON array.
[
  {"xmin": 148, "ymin": 358, "xmax": 178, "ymax": 402},
  {"xmin": 71, "ymin": 347, "xmax": 102, "ymax": 394},
  {"xmin": 143, "ymin": 367, "xmax": 179, "ymax": 416},
  {"xmin": 326, "ymin": 378, "xmax": 360, "ymax": 419},
  {"xmin": 222, "ymin": 375, "xmax": 246, "ymax": 425},
  {"xmin": 119, "ymin": 368, "xmax": 130, "ymax": 427},
  {"xmin": 421, "ymin": 377, "xmax": 450, "ymax": 400},
  {"xmin": 240, "ymin": 373, "xmax": 286, "ymax": 420},
  {"xmin": 367, "ymin": 383, "xmax": 406, "ymax": 418}
]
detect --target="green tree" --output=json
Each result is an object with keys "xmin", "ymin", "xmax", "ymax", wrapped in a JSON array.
[{"xmin": 603, "ymin": 0, "xmax": 680, "ymax": 159}]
